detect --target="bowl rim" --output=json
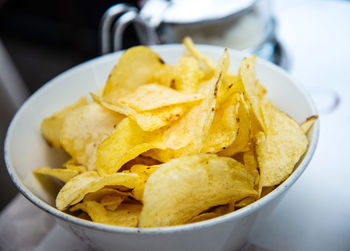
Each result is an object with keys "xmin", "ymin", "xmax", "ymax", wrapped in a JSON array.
[{"xmin": 4, "ymin": 43, "xmax": 320, "ymax": 234}]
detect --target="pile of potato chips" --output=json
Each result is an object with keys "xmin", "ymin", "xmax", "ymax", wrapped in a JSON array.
[{"xmin": 35, "ymin": 38, "xmax": 317, "ymax": 228}]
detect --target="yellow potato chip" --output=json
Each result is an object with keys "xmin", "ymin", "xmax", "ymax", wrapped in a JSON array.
[
  {"xmin": 63, "ymin": 158, "xmax": 87, "ymax": 173},
  {"xmin": 71, "ymin": 201, "xmax": 141, "ymax": 227},
  {"xmin": 139, "ymin": 154, "xmax": 257, "ymax": 227},
  {"xmin": 103, "ymin": 46, "xmax": 165, "ymax": 100},
  {"xmin": 118, "ymin": 83, "xmax": 203, "ymax": 111},
  {"xmin": 235, "ymin": 197, "xmax": 256, "ymax": 209},
  {"xmin": 60, "ymin": 102, "xmax": 124, "ymax": 170},
  {"xmin": 158, "ymin": 50, "xmax": 228, "ymax": 153},
  {"xmin": 239, "ymin": 56, "xmax": 266, "ymax": 133},
  {"xmin": 301, "ymin": 115, "xmax": 318, "ymax": 134},
  {"xmin": 183, "ymin": 37, "xmax": 215, "ymax": 75},
  {"xmin": 217, "ymin": 73, "xmax": 242, "ymax": 105},
  {"xmin": 256, "ymin": 101, "xmax": 308, "ymax": 187},
  {"xmin": 173, "ymin": 55, "xmax": 205, "ymax": 93},
  {"xmin": 34, "ymin": 167, "xmax": 79, "ymax": 183},
  {"xmin": 218, "ymin": 94, "xmax": 251, "ymax": 156},
  {"xmin": 128, "ymin": 164, "xmax": 160, "ymax": 201},
  {"xmin": 96, "ymin": 118, "xmax": 164, "ymax": 176},
  {"xmin": 56, "ymin": 171, "xmax": 139, "ymax": 210},
  {"xmin": 40, "ymin": 97, "xmax": 87, "ymax": 148},
  {"xmin": 100, "ymin": 194, "xmax": 124, "ymax": 210},
  {"xmin": 92, "ymin": 93, "xmax": 186, "ymax": 131},
  {"xmin": 188, "ymin": 212, "xmax": 220, "ymax": 223},
  {"xmin": 152, "ymin": 63, "xmax": 175, "ymax": 87},
  {"xmin": 83, "ymin": 188, "xmax": 130, "ymax": 202},
  {"xmin": 202, "ymin": 93, "xmax": 240, "ymax": 153},
  {"xmin": 243, "ymin": 150, "xmax": 260, "ymax": 189}
]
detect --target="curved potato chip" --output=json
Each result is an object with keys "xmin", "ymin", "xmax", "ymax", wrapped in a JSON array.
[
  {"xmin": 128, "ymin": 164, "xmax": 160, "ymax": 201},
  {"xmin": 92, "ymin": 93, "xmax": 186, "ymax": 131},
  {"xmin": 60, "ymin": 102, "xmax": 124, "ymax": 170},
  {"xmin": 56, "ymin": 171, "xmax": 139, "ymax": 210},
  {"xmin": 34, "ymin": 167, "xmax": 79, "ymax": 183},
  {"xmin": 202, "ymin": 93, "xmax": 240, "ymax": 153},
  {"xmin": 40, "ymin": 97, "xmax": 87, "ymax": 148},
  {"xmin": 256, "ymin": 102, "xmax": 308, "ymax": 187},
  {"xmin": 84, "ymin": 188, "xmax": 130, "ymax": 204},
  {"xmin": 188, "ymin": 212, "xmax": 220, "ymax": 223},
  {"xmin": 103, "ymin": 46, "xmax": 165, "ymax": 100},
  {"xmin": 96, "ymin": 118, "xmax": 164, "ymax": 176},
  {"xmin": 139, "ymin": 154, "xmax": 257, "ymax": 227},
  {"xmin": 118, "ymin": 83, "xmax": 203, "ymax": 111},
  {"xmin": 301, "ymin": 115, "xmax": 318, "ymax": 134},
  {"xmin": 173, "ymin": 55, "xmax": 205, "ymax": 93},
  {"xmin": 183, "ymin": 37, "xmax": 215, "ymax": 75},
  {"xmin": 239, "ymin": 56, "xmax": 266, "ymax": 133},
  {"xmin": 71, "ymin": 201, "xmax": 141, "ymax": 227},
  {"xmin": 218, "ymin": 94, "xmax": 251, "ymax": 156},
  {"xmin": 161, "ymin": 49, "xmax": 228, "ymax": 151}
]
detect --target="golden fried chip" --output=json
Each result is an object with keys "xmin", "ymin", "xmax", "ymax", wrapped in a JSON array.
[
  {"xmin": 139, "ymin": 154, "xmax": 257, "ymax": 227},
  {"xmin": 83, "ymin": 188, "xmax": 130, "ymax": 202},
  {"xmin": 92, "ymin": 93, "xmax": 186, "ymax": 131},
  {"xmin": 188, "ymin": 212, "xmax": 220, "ymax": 223},
  {"xmin": 128, "ymin": 164, "xmax": 160, "ymax": 201},
  {"xmin": 173, "ymin": 55, "xmax": 205, "ymax": 93},
  {"xmin": 301, "ymin": 115, "xmax": 318, "ymax": 134},
  {"xmin": 34, "ymin": 167, "xmax": 78, "ymax": 183},
  {"xmin": 118, "ymin": 83, "xmax": 203, "ymax": 111},
  {"xmin": 256, "ymin": 101, "xmax": 308, "ymax": 187},
  {"xmin": 96, "ymin": 118, "xmax": 164, "ymax": 176},
  {"xmin": 100, "ymin": 194, "xmax": 124, "ymax": 210},
  {"xmin": 60, "ymin": 102, "xmax": 124, "ymax": 170},
  {"xmin": 218, "ymin": 94, "xmax": 251, "ymax": 156},
  {"xmin": 235, "ymin": 197, "xmax": 256, "ymax": 209},
  {"xmin": 71, "ymin": 201, "xmax": 141, "ymax": 227},
  {"xmin": 239, "ymin": 56, "xmax": 266, "ymax": 133},
  {"xmin": 103, "ymin": 46, "xmax": 165, "ymax": 100},
  {"xmin": 40, "ymin": 97, "xmax": 87, "ymax": 148},
  {"xmin": 150, "ymin": 50, "xmax": 229, "ymax": 162},
  {"xmin": 56, "ymin": 171, "xmax": 139, "ymax": 210},
  {"xmin": 202, "ymin": 93, "xmax": 240, "ymax": 153},
  {"xmin": 243, "ymin": 150, "xmax": 260, "ymax": 189},
  {"xmin": 152, "ymin": 64, "xmax": 175, "ymax": 87},
  {"xmin": 183, "ymin": 37, "xmax": 215, "ymax": 75}
]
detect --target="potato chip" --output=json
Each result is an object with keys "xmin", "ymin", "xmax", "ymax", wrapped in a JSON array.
[
  {"xmin": 301, "ymin": 115, "xmax": 318, "ymax": 134},
  {"xmin": 128, "ymin": 164, "xmax": 159, "ymax": 201},
  {"xmin": 60, "ymin": 102, "xmax": 124, "ymax": 170},
  {"xmin": 173, "ymin": 55, "xmax": 205, "ymax": 93},
  {"xmin": 40, "ymin": 97, "xmax": 87, "ymax": 148},
  {"xmin": 96, "ymin": 118, "xmax": 164, "ymax": 176},
  {"xmin": 218, "ymin": 94, "xmax": 251, "ymax": 156},
  {"xmin": 56, "ymin": 171, "xmax": 139, "ymax": 210},
  {"xmin": 83, "ymin": 188, "xmax": 130, "ymax": 202},
  {"xmin": 152, "ymin": 64, "xmax": 175, "ymax": 87},
  {"xmin": 34, "ymin": 167, "xmax": 78, "ymax": 183},
  {"xmin": 92, "ymin": 93, "xmax": 186, "ymax": 131},
  {"xmin": 202, "ymin": 93, "xmax": 240, "ymax": 153},
  {"xmin": 235, "ymin": 197, "xmax": 256, "ymax": 209},
  {"xmin": 239, "ymin": 56, "xmax": 266, "ymax": 133},
  {"xmin": 243, "ymin": 150, "xmax": 260, "ymax": 189},
  {"xmin": 256, "ymin": 101, "xmax": 308, "ymax": 187},
  {"xmin": 100, "ymin": 194, "xmax": 124, "ymax": 210},
  {"xmin": 63, "ymin": 158, "xmax": 87, "ymax": 173},
  {"xmin": 139, "ymin": 154, "xmax": 257, "ymax": 227},
  {"xmin": 183, "ymin": 37, "xmax": 215, "ymax": 75},
  {"xmin": 118, "ymin": 83, "xmax": 203, "ymax": 111},
  {"xmin": 188, "ymin": 212, "xmax": 220, "ymax": 223},
  {"xmin": 148, "ymin": 50, "xmax": 229, "ymax": 162},
  {"xmin": 103, "ymin": 46, "xmax": 165, "ymax": 101},
  {"xmin": 71, "ymin": 201, "xmax": 141, "ymax": 227}
]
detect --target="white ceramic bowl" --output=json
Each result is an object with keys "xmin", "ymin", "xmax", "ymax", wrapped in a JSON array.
[{"xmin": 5, "ymin": 44, "xmax": 319, "ymax": 251}]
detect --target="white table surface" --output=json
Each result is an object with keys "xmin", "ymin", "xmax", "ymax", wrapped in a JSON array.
[{"xmin": 1, "ymin": 1, "xmax": 349, "ymax": 250}]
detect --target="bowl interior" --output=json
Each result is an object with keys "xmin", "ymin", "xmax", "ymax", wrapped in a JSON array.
[{"xmin": 5, "ymin": 44, "xmax": 318, "ymax": 231}]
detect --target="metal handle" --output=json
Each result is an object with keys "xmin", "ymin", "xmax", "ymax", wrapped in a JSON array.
[
  {"xmin": 99, "ymin": 3, "xmax": 137, "ymax": 54},
  {"xmin": 99, "ymin": 3, "xmax": 163, "ymax": 54}
]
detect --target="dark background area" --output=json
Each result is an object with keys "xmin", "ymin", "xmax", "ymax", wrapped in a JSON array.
[{"xmin": 0, "ymin": 0, "xmax": 140, "ymax": 210}]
